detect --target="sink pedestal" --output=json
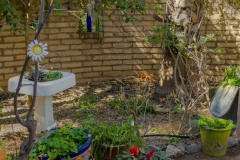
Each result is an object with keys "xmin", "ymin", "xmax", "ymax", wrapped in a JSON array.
[{"xmin": 35, "ymin": 96, "xmax": 55, "ymax": 132}]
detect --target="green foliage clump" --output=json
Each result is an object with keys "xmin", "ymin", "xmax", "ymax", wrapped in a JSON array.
[
  {"xmin": 29, "ymin": 123, "xmax": 88, "ymax": 160},
  {"xmin": 144, "ymin": 23, "xmax": 178, "ymax": 47},
  {"xmin": 221, "ymin": 65, "xmax": 240, "ymax": 87},
  {"xmin": 108, "ymin": 96, "xmax": 154, "ymax": 115},
  {"xmin": 0, "ymin": 139, "xmax": 4, "ymax": 150},
  {"xmin": 171, "ymin": 103, "xmax": 181, "ymax": 114},
  {"xmin": 43, "ymin": 71, "xmax": 63, "ymax": 81},
  {"xmin": 25, "ymin": 70, "xmax": 63, "ymax": 82},
  {"xmin": 73, "ymin": 94, "xmax": 96, "ymax": 111},
  {"xmin": 192, "ymin": 114, "xmax": 236, "ymax": 130}
]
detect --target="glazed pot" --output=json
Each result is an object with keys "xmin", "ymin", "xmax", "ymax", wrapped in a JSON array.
[{"xmin": 39, "ymin": 135, "xmax": 92, "ymax": 160}]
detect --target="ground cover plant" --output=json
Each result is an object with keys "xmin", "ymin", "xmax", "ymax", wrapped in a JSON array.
[
  {"xmin": 73, "ymin": 94, "xmax": 96, "ymax": 112},
  {"xmin": 108, "ymin": 96, "xmax": 155, "ymax": 115}
]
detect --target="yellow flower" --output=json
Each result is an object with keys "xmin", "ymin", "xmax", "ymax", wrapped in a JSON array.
[{"xmin": 27, "ymin": 39, "xmax": 48, "ymax": 61}]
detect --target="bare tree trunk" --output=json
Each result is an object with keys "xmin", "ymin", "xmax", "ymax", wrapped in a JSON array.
[
  {"xmin": 153, "ymin": 0, "xmax": 209, "ymax": 133},
  {"xmin": 14, "ymin": 1, "xmax": 55, "ymax": 159}
]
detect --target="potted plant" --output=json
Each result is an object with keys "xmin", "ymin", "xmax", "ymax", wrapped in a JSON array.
[
  {"xmin": 192, "ymin": 114, "xmax": 236, "ymax": 157},
  {"xmin": 84, "ymin": 116, "xmax": 143, "ymax": 160},
  {"xmin": 29, "ymin": 123, "xmax": 91, "ymax": 160}
]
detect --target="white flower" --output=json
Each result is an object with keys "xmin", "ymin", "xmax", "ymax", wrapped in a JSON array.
[{"xmin": 27, "ymin": 40, "xmax": 48, "ymax": 61}]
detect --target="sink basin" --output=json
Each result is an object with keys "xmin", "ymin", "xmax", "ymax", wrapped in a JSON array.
[
  {"xmin": 8, "ymin": 71, "xmax": 76, "ymax": 96},
  {"xmin": 8, "ymin": 71, "xmax": 76, "ymax": 133}
]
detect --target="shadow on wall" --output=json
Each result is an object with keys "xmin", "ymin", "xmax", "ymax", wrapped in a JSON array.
[
  {"xmin": 205, "ymin": 2, "xmax": 240, "ymax": 86},
  {"xmin": 0, "ymin": 1, "xmax": 176, "ymax": 92},
  {"xmin": 39, "ymin": 1, "xmax": 176, "ymax": 92}
]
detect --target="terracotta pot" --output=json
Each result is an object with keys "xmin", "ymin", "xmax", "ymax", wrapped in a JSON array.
[
  {"xmin": 0, "ymin": 149, "xmax": 6, "ymax": 160},
  {"xmin": 101, "ymin": 144, "xmax": 129, "ymax": 160}
]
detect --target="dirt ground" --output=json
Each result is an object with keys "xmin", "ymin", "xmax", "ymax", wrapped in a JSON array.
[
  {"xmin": 0, "ymin": 80, "xmax": 240, "ymax": 159},
  {"xmin": 176, "ymin": 145, "xmax": 240, "ymax": 160}
]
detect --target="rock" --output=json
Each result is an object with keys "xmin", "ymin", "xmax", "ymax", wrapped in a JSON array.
[
  {"xmin": 185, "ymin": 144, "xmax": 202, "ymax": 153},
  {"xmin": 227, "ymin": 137, "xmax": 238, "ymax": 148},
  {"xmin": 176, "ymin": 143, "xmax": 186, "ymax": 153},
  {"xmin": 166, "ymin": 144, "xmax": 185, "ymax": 158}
]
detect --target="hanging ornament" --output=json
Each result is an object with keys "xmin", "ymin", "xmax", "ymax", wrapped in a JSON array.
[
  {"xmin": 27, "ymin": 40, "xmax": 48, "ymax": 61},
  {"xmin": 86, "ymin": 3, "xmax": 93, "ymax": 32}
]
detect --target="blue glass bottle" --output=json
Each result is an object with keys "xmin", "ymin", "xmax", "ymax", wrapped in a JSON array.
[{"xmin": 86, "ymin": 13, "xmax": 92, "ymax": 32}]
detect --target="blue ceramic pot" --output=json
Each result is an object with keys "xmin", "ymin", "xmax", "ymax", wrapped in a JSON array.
[{"xmin": 39, "ymin": 135, "xmax": 92, "ymax": 160}]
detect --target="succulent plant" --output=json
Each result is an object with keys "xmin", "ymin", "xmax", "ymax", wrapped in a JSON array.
[{"xmin": 25, "ymin": 70, "xmax": 47, "ymax": 82}]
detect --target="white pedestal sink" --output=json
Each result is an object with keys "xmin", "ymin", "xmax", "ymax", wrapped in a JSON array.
[{"xmin": 8, "ymin": 71, "xmax": 76, "ymax": 133}]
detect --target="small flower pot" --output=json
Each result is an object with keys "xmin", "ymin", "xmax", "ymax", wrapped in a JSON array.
[{"xmin": 200, "ymin": 126, "xmax": 231, "ymax": 157}]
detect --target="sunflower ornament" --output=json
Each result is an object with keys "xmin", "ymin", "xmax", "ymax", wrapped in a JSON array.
[{"xmin": 27, "ymin": 40, "xmax": 48, "ymax": 61}]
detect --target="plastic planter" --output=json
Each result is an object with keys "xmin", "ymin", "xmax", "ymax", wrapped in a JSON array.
[{"xmin": 200, "ymin": 126, "xmax": 231, "ymax": 157}]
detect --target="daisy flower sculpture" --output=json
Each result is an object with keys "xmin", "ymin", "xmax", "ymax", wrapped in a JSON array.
[{"xmin": 27, "ymin": 40, "xmax": 48, "ymax": 61}]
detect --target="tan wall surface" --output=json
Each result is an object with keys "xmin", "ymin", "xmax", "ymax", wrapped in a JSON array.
[
  {"xmin": 0, "ymin": 3, "xmax": 164, "ymax": 88},
  {"xmin": 204, "ymin": 11, "xmax": 240, "ymax": 85}
]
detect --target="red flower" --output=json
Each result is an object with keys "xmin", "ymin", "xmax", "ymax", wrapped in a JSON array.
[
  {"xmin": 129, "ymin": 146, "xmax": 139, "ymax": 156},
  {"xmin": 145, "ymin": 150, "xmax": 156, "ymax": 159}
]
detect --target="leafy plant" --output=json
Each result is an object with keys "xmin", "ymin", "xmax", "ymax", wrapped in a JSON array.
[
  {"xmin": 29, "ymin": 123, "xmax": 88, "ymax": 160},
  {"xmin": 43, "ymin": 71, "xmax": 63, "ymax": 81},
  {"xmin": 192, "ymin": 114, "xmax": 236, "ymax": 130},
  {"xmin": 221, "ymin": 65, "xmax": 240, "ymax": 87},
  {"xmin": 0, "ymin": 139, "xmax": 4, "ymax": 150},
  {"xmin": 117, "ymin": 145, "xmax": 166, "ymax": 160},
  {"xmin": 73, "ymin": 94, "xmax": 96, "ymax": 111},
  {"xmin": 108, "ymin": 96, "xmax": 155, "ymax": 115},
  {"xmin": 25, "ymin": 70, "xmax": 63, "ymax": 82},
  {"xmin": 171, "ymin": 104, "xmax": 181, "ymax": 114},
  {"xmin": 163, "ymin": 137, "xmax": 180, "ymax": 147},
  {"xmin": 83, "ymin": 116, "xmax": 143, "ymax": 159}
]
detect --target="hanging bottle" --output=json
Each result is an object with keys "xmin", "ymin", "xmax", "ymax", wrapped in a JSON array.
[{"xmin": 86, "ymin": 3, "xmax": 92, "ymax": 32}]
